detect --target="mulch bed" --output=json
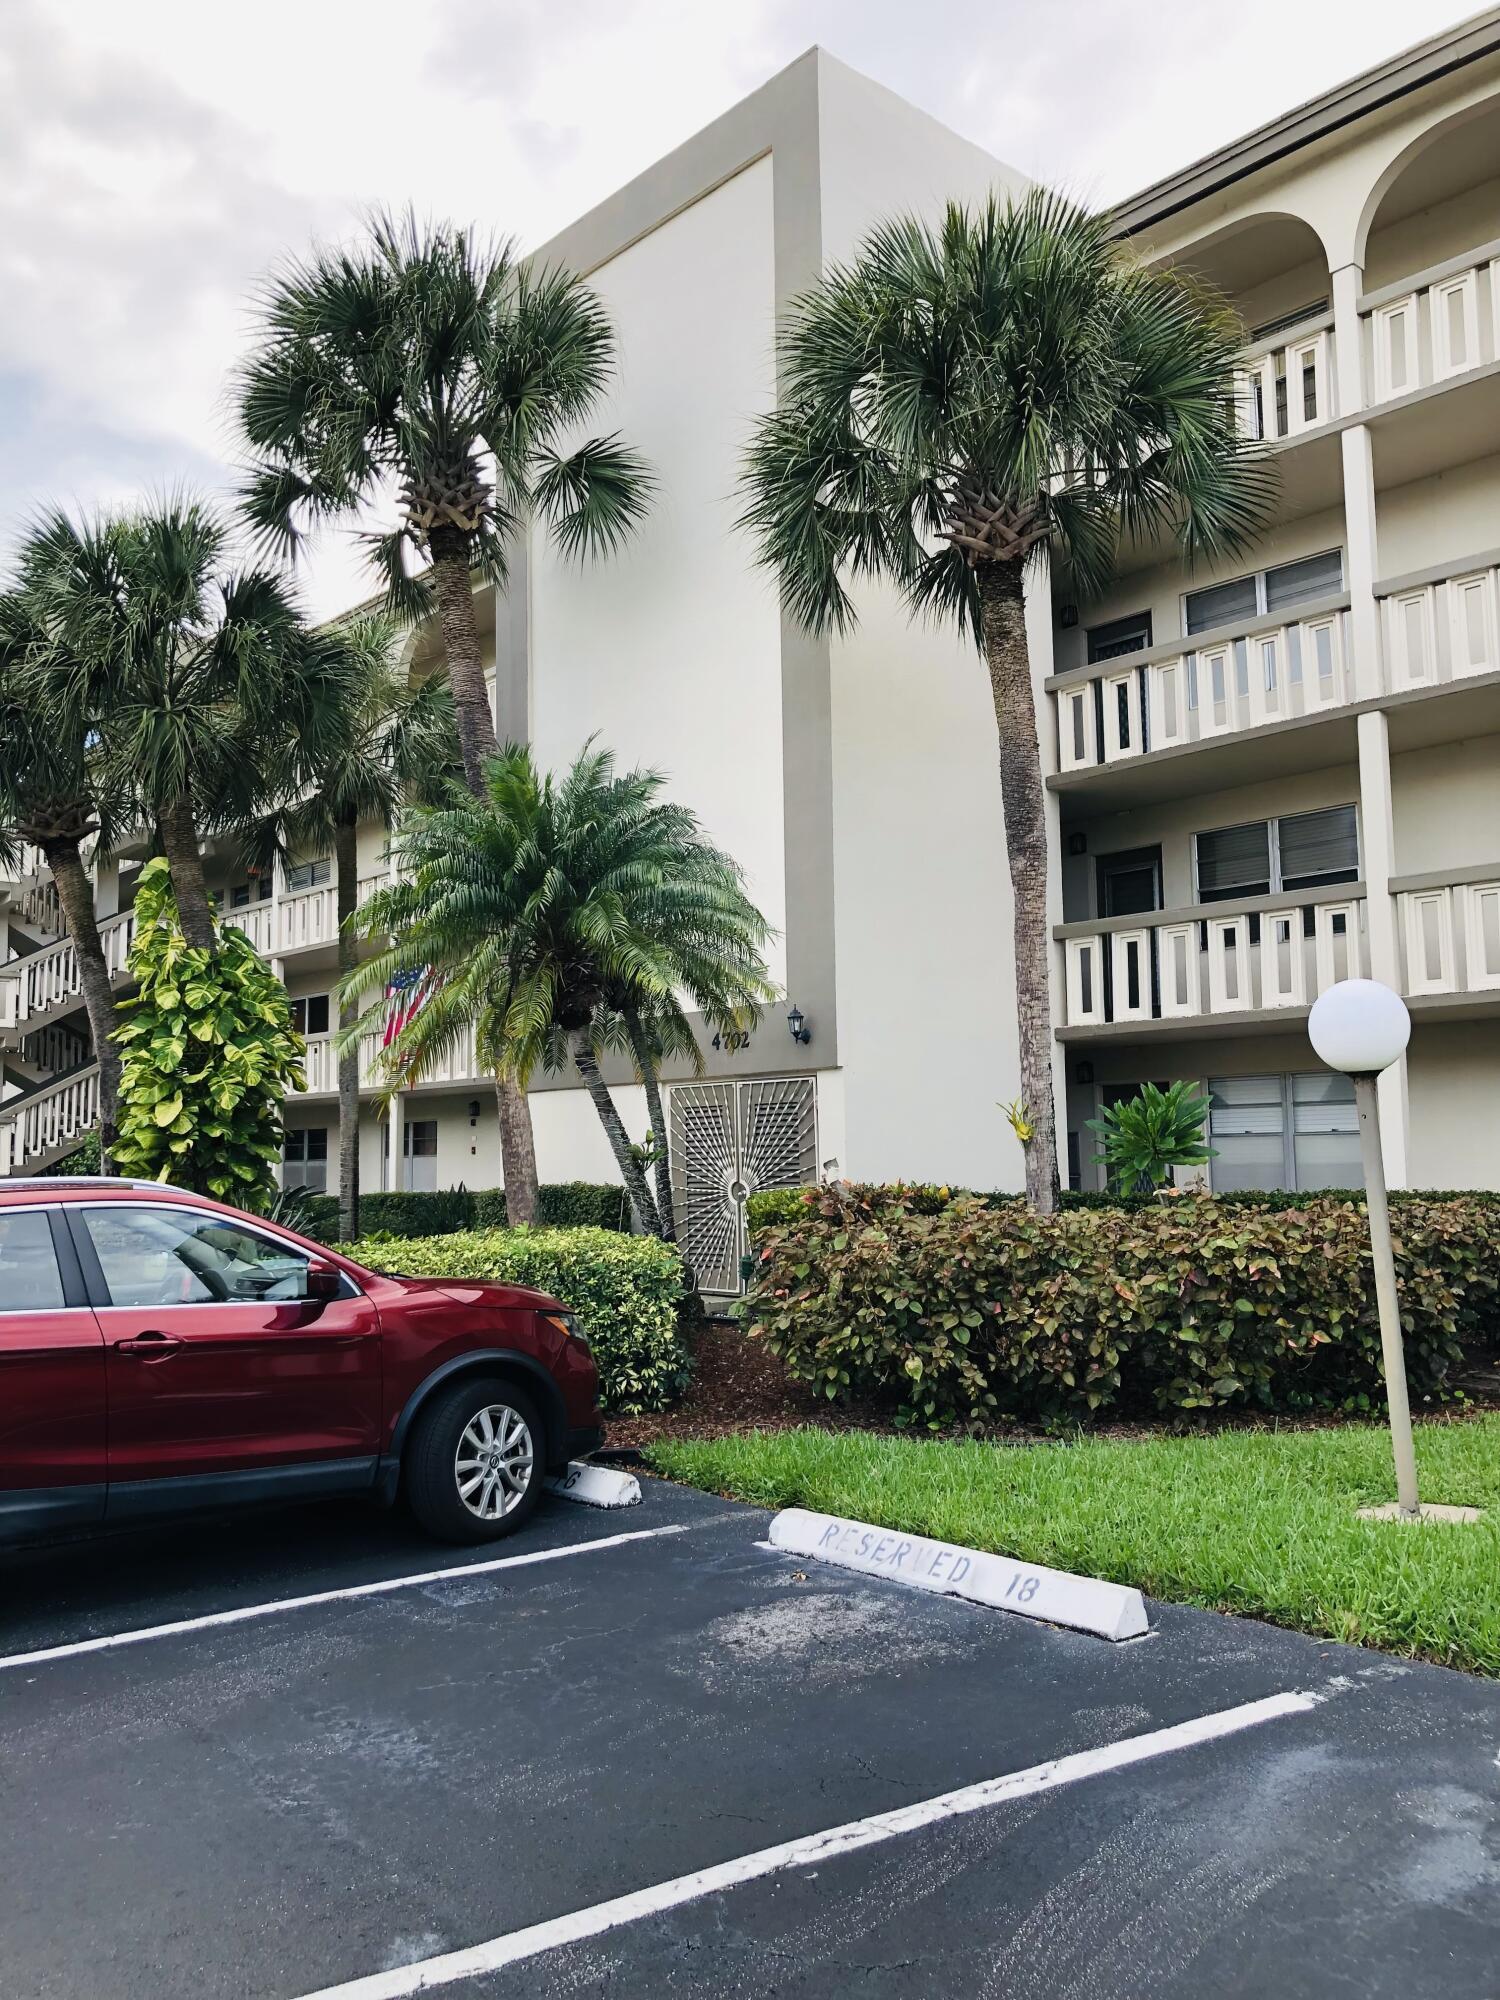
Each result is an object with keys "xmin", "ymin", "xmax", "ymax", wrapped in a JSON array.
[{"xmin": 603, "ymin": 1321, "xmax": 1500, "ymax": 1453}]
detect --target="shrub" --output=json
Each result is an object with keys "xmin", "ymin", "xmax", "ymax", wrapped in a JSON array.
[
  {"xmin": 113, "ymin": 859, "xmax": 303, "ymax": 1203},
  {"xmin": 1087, "ymin": 1080, "xmax": 1214, "ymax": 1193},
  {"xmin": 345, "ymin": 1225, "xmax": 689, "ymax": 1415},
  {"xmin": 300, "ymin": 1182, "xmax": 629, "ymax": 1244},
  {"xmin": 749, "ymin": 1183, "xmax": 1498, "ymax": 1428}
]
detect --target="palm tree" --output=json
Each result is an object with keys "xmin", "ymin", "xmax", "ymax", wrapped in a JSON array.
[
  {"xmin": 239, "ymin": 614, "xmax": 458, "ymax": 1240},
  {"xmin": 342, "ymin": 744, "xmax": 773, "ymax": 1237},
  {"xmin": 740, "ymin": 189, "xmax": 1275, "ymax": 1211},
  {"xmin": 235, "ymin": 210, "xmax": 653, "ymax": 1219},
  {"xmin": 0, "ymin": 589, "xmax": 128, "ymax": 1169},
  {"xmin": 23, "ymin": 500, "xmax": 343, "ymax": 953}
]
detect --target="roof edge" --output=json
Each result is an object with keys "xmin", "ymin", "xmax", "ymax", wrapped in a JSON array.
[{"xmin": 1111, "ymin": 5, "xmax": 1500, "ymax": 238}]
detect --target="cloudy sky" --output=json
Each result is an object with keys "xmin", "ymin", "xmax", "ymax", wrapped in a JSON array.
[{"xmin": 0, "ymin": 0, "xmax": 1465, "ymax": 614}]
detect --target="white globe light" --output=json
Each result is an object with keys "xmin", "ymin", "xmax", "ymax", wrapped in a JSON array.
[{"xmin": 1308, "ymin": 978, "xmax": 1411, "ymax": 1075}]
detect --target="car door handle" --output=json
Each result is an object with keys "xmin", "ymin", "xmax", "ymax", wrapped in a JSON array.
[{"xmin": 114, "ymin": 1331, "xmax": 183, "ymax": 1359}]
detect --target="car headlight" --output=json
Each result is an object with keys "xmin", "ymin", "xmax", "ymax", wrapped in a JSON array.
[{"xmin": 543, "ymin": 1310, "xmax": 590, "ymax": 1354}]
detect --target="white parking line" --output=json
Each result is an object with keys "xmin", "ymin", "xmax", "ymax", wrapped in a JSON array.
[
  {"xmin": 0, "ymin": 1524, "xmax": 693, "ymax": 1674},
  {"xmin": 293, "ymin": 1687, "xmax": 1324, "ymax": 2000}
]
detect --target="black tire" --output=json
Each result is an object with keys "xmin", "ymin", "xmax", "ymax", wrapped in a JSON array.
[{"xmin": 404, "ymin": 1376, "xmax": 546, "ymax": 1544}]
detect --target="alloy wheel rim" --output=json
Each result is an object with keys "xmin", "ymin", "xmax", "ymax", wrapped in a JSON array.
[{"xmin": 455, "ymin": 1403, "xmax": 535, "ymax": 1520}]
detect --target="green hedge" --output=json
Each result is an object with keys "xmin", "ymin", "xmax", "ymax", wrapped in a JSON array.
[
  {"xmin": 747, "ymin": 1182, "xmax": 1500, "ymax": 1235},
  {"xmin": 345, "ymin": 1225, "xmax": 688, "ymax": 1416},
  {"xmin": 302, "ymin": 1182, "xmax": 630, "ymax": 1243},
  {"xmin": 749, "ymin": 1183, "xmax": 1499, "ymax": 1427}
]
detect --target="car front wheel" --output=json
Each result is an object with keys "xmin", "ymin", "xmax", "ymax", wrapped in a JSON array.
[{"xmin": 405, "ymin": 1376, "xmax": 545, "ymax": 1543}]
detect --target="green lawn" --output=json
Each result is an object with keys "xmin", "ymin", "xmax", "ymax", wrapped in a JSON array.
[{"xmin": 649, "ymin": 1419, "xmax": 1500, "ymax": 1675}]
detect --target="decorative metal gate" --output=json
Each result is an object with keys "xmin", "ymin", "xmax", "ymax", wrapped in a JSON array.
[{"xmin": 668, "ymin": 1077, "xmax": 818, "ymax": 1295}]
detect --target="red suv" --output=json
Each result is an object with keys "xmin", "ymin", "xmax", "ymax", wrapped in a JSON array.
[{"xmin": 0, "ymin": 1178, "xmax": 602, "ymax": 1547}]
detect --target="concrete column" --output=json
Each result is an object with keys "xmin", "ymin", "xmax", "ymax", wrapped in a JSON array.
[
  {"xmin": 389, "ymin": 1092, "xmax": 407, "ymax": 1191},
  {"xmin": 1329, "ymin": 262, "xmax": 1365, "ymax": 418},
  {"xmin": 1356, "ymin": 706, "xmax": 1409, "ymax": 1185},
  {"xmin": 1341, "ymin": 423, "xmax": 1383, "ymax": 703}
]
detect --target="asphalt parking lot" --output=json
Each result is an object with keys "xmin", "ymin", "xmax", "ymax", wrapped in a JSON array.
[{"xmin": 4, "ymin": 1475, "xmax": 1500, "ymax": 2000}]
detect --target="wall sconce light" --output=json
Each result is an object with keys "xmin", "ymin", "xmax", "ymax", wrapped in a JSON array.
[
  {"xmin": 467, "ymin": 1098, "xmax": 481, "ymax": 1127},
  {"xmin": 787, "ymin": 1004, "xmax": 811, "ymax": 1046}
]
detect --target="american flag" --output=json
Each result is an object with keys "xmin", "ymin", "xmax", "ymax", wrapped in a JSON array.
[{"xmin": 382, "ymin": 966, "xmax": 437, "ymax": 1048}]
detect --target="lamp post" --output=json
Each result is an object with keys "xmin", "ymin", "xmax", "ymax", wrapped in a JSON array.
[{"xmin": 1307, "ymin": 978, "xmax": 1419, "ymax": 1518}]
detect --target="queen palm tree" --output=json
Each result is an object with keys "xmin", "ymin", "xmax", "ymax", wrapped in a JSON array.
[
  {"xmin": 23, "ymin": 500, "xmax": 343, "ymax": 953},
  {"xmin": 235, "ymin": 210, "xmax": 653, "ymax": 1218},
  {"xmin": 740, "ymin": 189, "xmax": 1274, "ymax": 1211},
  {"xmin": 239, "ymin": 614, "xmax": 459, "ymax": 1239},
  {"xmin": 342, "ymin": 743, "xmax": 773, "ymax": 1238},
  {"xmin": 0, "ymin": 589, "xmax": 128, "ymax": 1170}
]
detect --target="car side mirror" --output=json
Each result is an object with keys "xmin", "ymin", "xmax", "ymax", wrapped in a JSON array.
[{"xmin": 305, "ymin": 1258, "xmax": 341, "ymax": 1302}]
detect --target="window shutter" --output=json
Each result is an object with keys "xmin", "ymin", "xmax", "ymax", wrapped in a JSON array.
[
  {"xmin": 1195, "ymin": 821, "xmax": 1272, "ymax": 899},
  {"xmin": 1277, "ymin": 805, "xmax": 1358, "ymax": 887},
  {"xmin": 1185, "ymin": 575, "xmax": 1258, "ymax": 636},
  {"xmin": 1265, "ymin": 549, "xmax": 1343, "ymax": 613}
]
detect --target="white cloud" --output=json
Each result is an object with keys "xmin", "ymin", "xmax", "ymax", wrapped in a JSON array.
[{"xmin": 0, "ymin": 0, "xmax": 1469, "ymax": 613}]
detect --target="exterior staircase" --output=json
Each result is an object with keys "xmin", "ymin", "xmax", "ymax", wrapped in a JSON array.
[
  {"xmin": 0, "ymin": 907, "xmax": 135, "ymax": 1045},
  {"xmin": 0, "ymin": 1063, "xmax": 101, "ymax": 1174}
]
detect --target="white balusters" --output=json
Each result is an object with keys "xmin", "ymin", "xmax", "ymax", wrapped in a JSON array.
[
  {"xmin": 1380, "ymin": 562, "xmax": 1500, "ymax": 690},
  {"xmin": 1205, "ymin": 913, "xmax": 1252, "ymax": 1012},
  {"xmin": 1155, "ymin": 923, "xmax": 1200, "ymax": 1017},
  {"xmin": 1448, "ymin": 570, "xmax": 1499, "ymax": 679},
  {"xmin": 1313, "ymin": 900, "xmax": 1361, "ymax": 988},
  {"xmin": 1237, "ymin": 328, "xmax": 1331, "ymax": 440},
  {"xmin": 1065, "ymin": 936, "xmax": 1107, "ymax": 1027},
  {"xmin": 1365, "ymin": 250, "xmax": 1499, "ymax": 406},
  {"xmin": 1397, "ymin": 880, "xmax": 1500, "ymax": 997},
  {"xmin": 1463, "ymin": 884, "xmax": 1500, "ymax": 990},
  {"xmin": 1402, "ymin": 889, "xmax": 1456, "ymax": 995},
  {"xmin": 1108, "ymin": 929, "xmax": 1152, "ymax": 1023},
  {"xmin": 1057, "ymin": 681, "xmax": 1098, "ymax": 772},
  {"xmin": 1260, "ymin": 908, "xmax": 1306, "ymax": 1009}
]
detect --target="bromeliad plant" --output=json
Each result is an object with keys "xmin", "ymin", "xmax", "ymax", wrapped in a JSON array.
[
  {"xmin": 112, "ymin": 859, "xmax": 306, "ymax": 1202},
  {"xmin": 1087, "ymin": 1081, "xmax": 1215, "ymax": 1196}
]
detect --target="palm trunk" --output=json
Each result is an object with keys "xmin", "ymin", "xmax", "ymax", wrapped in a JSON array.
[
  {"xmin": 334, "ymin": 818, "xmax": 361, "ymax": 1241},
  {"xmin": 42, "ymin": 835, "xmax": 122, "ymax": 1176},
  {"xmin": 622, "ymin": 1007, "xmax": 675, "ymax": 1240},
  {"xmin": 428, "ymin": 525, "xmax": 501, "ymax": 790},
  {"xmin": 572, "ymin": 1034, "xmax": 662, "ymax": 1235},
  {"xmin": 427, "ymin": 521, "xmax": 541, "ymax": 1227},
  {"xmin": 157, "ymin": 794, "xmax": 216, "ymax": 950},
  {"xmin": 495, "ymin": 1073, "xmax": 538, "ymax": 1226},
  {"xmin": 977, "ymin": 559, "xmax": 1060, "ymax": 1215}
]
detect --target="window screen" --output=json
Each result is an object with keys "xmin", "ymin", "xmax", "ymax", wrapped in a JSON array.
[
  {"xmin": 1185, "ymin": 575, "xmax": 1258, "ymax": 636},
  {"xmin": 1195, "ymin": 821, "xmax": 1272, "ymax": 902},
  {"xmin": 1208, "ymin": 1076, "xmax": 1286, "ymax": 1191},
  {"xmin": 1291, "ymin": 1074, "xmax": 1359, "ymax": 1189},
  {"xmin": 1265, "ymin": 550, "xmax": 1343, "ymax": 613},
  {"xmin": 1277, "ymin": 805, "xmax": 1358, "ymax": 890},
  {"xmin": 1087, "ymin": 612, "xmax": 1152, "ymax": 664}
]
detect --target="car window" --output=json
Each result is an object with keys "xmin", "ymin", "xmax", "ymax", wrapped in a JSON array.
[
  {"xmin": 81, "ymin": 1206, "xmax": 323, "ymax": 1307},
  {"xmin": 0, "ymin": 1210, "xmax": 67, "ymax": 1312}
]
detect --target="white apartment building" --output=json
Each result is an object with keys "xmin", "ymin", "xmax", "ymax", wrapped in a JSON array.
[{"xmin": 4, "ymin": 16, "xmax": 1500, "ymax": 1283}]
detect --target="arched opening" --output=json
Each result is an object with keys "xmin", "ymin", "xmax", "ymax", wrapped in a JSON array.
[
  {"xmin": 1360, "ymin": 96, "xmax": 1500, "ymax": 291},
  {"xmin": 1166, "ymin": 212, "xmax": 1331, "ymax": 344}
]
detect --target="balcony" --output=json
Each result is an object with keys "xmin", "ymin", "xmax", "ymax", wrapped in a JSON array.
[
  {"xmin": 300, "ymin": 1019, "xmax": 481, "ymax": 1096},
  {"xmin": 0, "ymin": 1065, "xmax": 100, "ymax": 1176},
  {"xmin": 1234, "ymin": 320, "xmax": 1336, "ymax": 442},
  {"xmin": 1379, "ymin": 552, "xmax": 1500, "ymax": 693},
  {"xmin": 1051, "ymin": 600, "xmax": 1356, "ymax": 807},
  {"xmin": 1396, "ymin": 866, "xmax": 1500, "ymax": 1011},
  {"xmin": 1057, "ymin": 886, "xmax": 1366, "ymax": 1038},
  {"xmin": 1361, "ymin": 243, "xmax": 1500, "ymax": 410}
]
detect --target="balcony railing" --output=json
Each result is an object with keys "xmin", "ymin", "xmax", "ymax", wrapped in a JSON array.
[
  {"xmin": 1054, "ymin": 602, "xmax": 1354, "ymax": 775},
  {"xmin": 1362, "ymin": 242, "xmax": 1500, "ymax": 407},
  {"xmin": 1379, "ymin": 554, "xmax": 1500, "ymax": 691},
  {"xmin": 1234, "ymin": 321, "xmax": 1335, "ymax": 441},
  {"xmin": 301, "ymin": 1020, "xmax": 480, "ymax": 1095},
  {"xmin": 1058, "ymin": 888, "xmax": 1365, "ymax": 1030},
  {"xmin": 1396, "ymin": 869, "xmax": 1500, "ymax": 999},
  {"xmin": 0, "ymin": 1065, "xmax": 100, "ymax": 1176},
  {"xmin": 0, "ymin": 907, "xmax": 135, "ymax": 1035},
  {"xmin": 222, "ymin": 882, "xmax": 339, "ymax": 957}
]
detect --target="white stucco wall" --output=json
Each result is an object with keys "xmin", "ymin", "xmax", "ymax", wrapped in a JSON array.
[{"xmin": 529, "ymin": 154, "xmax": 787, "ymax": 990}]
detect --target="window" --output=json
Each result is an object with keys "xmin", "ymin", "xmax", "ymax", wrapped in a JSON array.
[
  {"xmin": 0, "ymin": 1210, "xmax": 65, "ymax": 1312},
  {"xmin": 290, "ymin": 994, "xmax": 331, "ymax": 1037},
  {"xmin": 1208, "ymin": 1074, "xmax": 1358, "ymax": 1192},
  {"xmin": 286, "ymin": 858, "xmax": 331, "ymax": 892},
  {"xmin": 1247, "ymin": 300, "xmax": 1328, "ymax": 343},
  {"xmin": 283, "ymin": 1127, "xmax": 329, "ymax": 1193},
  {"xmin": 230, "ymin": 877, "xmax": 271, "ymax": 909},
  {"xmin": 1185, "ymin": 550, "xmax": 1343, "ymax": 636},
  {"xmin": 1087, "ymin": 612, "xmax": 1152, "ymax": 665},
  {"xmin": 80, "ymin": 1205, "xmax": 329, "ymax": 1306},
  {"xmin": 1195, "ymin": 805, "xmax": 1357, "ymax": 905}
]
